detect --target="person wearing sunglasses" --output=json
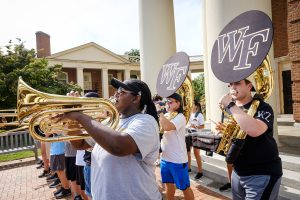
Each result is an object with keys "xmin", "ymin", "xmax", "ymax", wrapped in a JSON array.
[
  {"xmin": 158, "ymin": 93, "xmax": 194, "ymax": 200},
  {"xmin": 58, "ymin": 78, "xmax": 161, "ymax": 200}
]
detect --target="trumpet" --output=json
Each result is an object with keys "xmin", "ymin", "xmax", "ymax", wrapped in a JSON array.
[{"xmin": 14, "ymin": 77, "xmax": 119, "ymax": 142}]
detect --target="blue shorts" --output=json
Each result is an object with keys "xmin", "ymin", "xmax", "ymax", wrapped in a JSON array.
[
  {"xmin": 84, "ymin": 165, "xmax": 92, "ymax": 197},
  {"xmin": 160, "ymin": 159, "xmax": 190, "ymax": 190}
]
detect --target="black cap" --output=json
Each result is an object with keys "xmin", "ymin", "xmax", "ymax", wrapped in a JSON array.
[
  {"xmin": 167, "ymin": 93, "xmax": 182, "ymax": 102},
  {"xmin": 84, "ymin": 92, "xmax": 99, "ymax": 98},
  {"xmin": 111, "ymin": 78, "xmax": 142, "ymax": 95}
]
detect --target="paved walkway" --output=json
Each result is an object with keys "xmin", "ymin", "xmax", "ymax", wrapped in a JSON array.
[{"xmin": 0, "ymin": 157, "xmax": 229, "ymax": 200}]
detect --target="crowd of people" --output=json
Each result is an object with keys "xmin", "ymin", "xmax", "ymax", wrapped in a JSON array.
[{"xmin": 34, "ymin": 77, "xmax": 282, "ymax": 200}]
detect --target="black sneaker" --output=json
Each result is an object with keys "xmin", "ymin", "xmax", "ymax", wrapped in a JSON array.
[
  {"xmin": 38, "ymin": 170, "xmax": 50, "ymax": 178},
  {"xmin": 55, "ymin": 188, "xmax": 71, "ymax": 199},
  {"xmin": 53, "ymin": 188, "xmax": 62, "ymax": 196},
  {"xmin": 74, "ymin": 195, "xmax": 83, "ymax": 200},
  {"xmin": 219, "ymin": 183, "xmax": 231, "ymax": 191},
  {"xmin": 49, "ymin": 178, "xmax": 61, "ymax": 188},
  {"xmin": 36, "ymin": 159, "xmax": 43, "ymax": 165},
  {"xmin": 194, "ymin": 172, "xmax": 203, "ymax": 179},
  {"xmin": 36, "ymin": 162, "xmax": 44, "ymax": 169},
  {"xmin": 46, "ymin": 173, "xmax": 58, "ymax": 182}
]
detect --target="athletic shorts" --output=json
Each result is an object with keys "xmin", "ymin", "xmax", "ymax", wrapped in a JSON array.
[
  {"xmin": 76, "ymin": 165, "xmax": 85, "ymax": 190},
  {"xmin": 65, "ymin": 156, "xmax": 76, "ymax": 181},
  {"xmin": 50, "ymin": 154, "xmax": 65, "ymax": 171},
  {"xmin": 232, "ymin": 170, "xmax": 282, "ymax": 200},
  {"xmin": 160, "ymin": 159, "xmax": 190, "ymax": 190}
]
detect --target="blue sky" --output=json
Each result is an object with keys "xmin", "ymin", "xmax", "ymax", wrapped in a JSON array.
[{"xmin": 1, "ymin": 0, "xmax": 203, "ymax": 56}]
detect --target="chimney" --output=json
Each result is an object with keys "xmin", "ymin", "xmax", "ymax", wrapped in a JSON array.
[{"xmin": 35, "ymin": 31, "xmax": 51, "ymax": 58}]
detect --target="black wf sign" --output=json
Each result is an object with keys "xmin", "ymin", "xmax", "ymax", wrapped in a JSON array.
[
  {"xmin": 156, "ymin": 52, "xmax": 190, "ymax": 97},
  {"xmin": 211, "ymin": 10, "xmax": 273, "ymax": 83}
]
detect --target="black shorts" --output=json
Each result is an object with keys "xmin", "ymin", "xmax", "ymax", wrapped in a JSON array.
[
  {"xmin": 50, "ymin": 154, "xmax": 65, "ymax": 171},
  {"xmin": 65, "ymin": 156, "xmax": 76, "ymax": 181},
  {"xmin": 185, "ymin": 135, "xmax": 193, "ymax": 152},
  {"xmin": 76, "ymin": 165, "xmax": 85, "ymax": 190}
]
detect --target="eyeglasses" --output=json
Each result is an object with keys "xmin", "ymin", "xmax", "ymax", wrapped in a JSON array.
[{"xmin": 166, "ymin": 100, "xmax": 177, "ymax": 105}]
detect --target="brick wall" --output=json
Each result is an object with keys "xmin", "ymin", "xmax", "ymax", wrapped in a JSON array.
[
  {"xmin": 35, "ymin": 31, "xmax": 51, "ymax": 58},
  {"xmin": 287, "ymin": 0, "xmax": 300, "ymax": 122},
  {"xmin": 272, "ymin": 0, "xmax": 289, "ymax": 58},
  {"xmin": 62, "ymin": 68, "xmax": 77, "ymax": 83}
]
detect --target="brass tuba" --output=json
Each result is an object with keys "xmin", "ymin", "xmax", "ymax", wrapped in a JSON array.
[
  {"xmin": 16, "ymin": 77, "xmax": 119, "ymax": 142},
  {"xmin": 216, "ymin": 56, "xmax": 273, "ymax": 160}
]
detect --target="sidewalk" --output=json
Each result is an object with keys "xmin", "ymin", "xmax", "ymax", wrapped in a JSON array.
[{"xmin": 0, "ymin": 157, "xmax": 229, "ymax": 200}]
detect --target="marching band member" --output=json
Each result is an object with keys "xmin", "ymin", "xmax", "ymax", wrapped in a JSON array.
[
  {"xmin": 159, "ymin": 93, "xmax": 194, "ymax": 200},
  {"xmin": 217, "ymin": 79, "xmax": 282, "ymax": 199},
  {"xmin": 56, "ymin": 78, "xmax": 161, "ymax": 200}
]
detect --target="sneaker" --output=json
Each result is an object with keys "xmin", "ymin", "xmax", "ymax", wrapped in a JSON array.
[
  {"xmin": 74, "ymin": 195, "xmax": 83, "ymax": 200},
  {"xmin": 36, "ymin": 159, "xmax": 43, "ymax": 165},
  {"xmin": 55, "ymin": 188, "xmax": 71, "ymax": 199},
  {"xmin": 219, "ymin": 182, "xmax": 231, "ymax": 191},
  {"xmin": 194, "ymin": 172, "xmax": 203, "ymax": 179},
  {"xmin": 46, "ymin": 173, "xmax": 58, "ymax": 182},
  {"xmin": 38, "ymin": 170, "xmax": 50, "ymax": 178},
  {"xmin": 49, "ymin": 178, "xmax": 61, "ymax": 188},
  {"xmin": 53, "ymin": 188, "xmax": 62, "ymax": 196},
  {"xmin": 188, "ymin": 169, "xmax": 192, "ymax": 173},
  {"xmin": 36, "ymin": 162, "xmax": 44, "ymax": 169}
]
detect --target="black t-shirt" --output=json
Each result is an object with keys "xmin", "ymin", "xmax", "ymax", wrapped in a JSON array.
[{"xmin": 231, "ymin": 99, "xmax": 282, "ymax": 176}]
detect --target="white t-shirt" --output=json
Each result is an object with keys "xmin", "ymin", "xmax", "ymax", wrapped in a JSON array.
[
  {"xmin": 75, "ymin": 150, "xmax": 86, "ymax": 166},
  {"xmin": 161, "ymin": 113, "xmax": 188, "ymax": 163},
  {"xmin": 91, "ymin": 113, "xmax": 161, "ymax": 200},
  {"xmin": 187, "ymin": 112, "xmax": 204, "ymax": 129}
]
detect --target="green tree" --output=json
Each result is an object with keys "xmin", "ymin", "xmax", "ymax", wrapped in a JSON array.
[
  {"xmin": 0, "ymin": 39, "xmax": 82, "ymax": 109},
  {"xmin": 124, "ymin": 49, "xmax": 140, "ymax": 63},
  {"xmin": 124, "ymin": 49, "xmax": 140, "ymax": 57},
  {"xmin": 192, "ymin": 73, "xmax": 205, "ymax": 102}
]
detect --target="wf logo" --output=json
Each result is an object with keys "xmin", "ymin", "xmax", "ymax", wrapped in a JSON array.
[
  {"xmin": 217, "ymin": 26, "xmax": 269, "ymax": 70},
  {"xmin": 160, "ymin": 62, "xmax": 187, "ymax": 91}
]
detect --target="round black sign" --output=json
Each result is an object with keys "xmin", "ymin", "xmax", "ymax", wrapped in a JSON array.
[
  {"xmin": 211, "ymin": 10, "xmax": 273, "ymax": 83},
  {"xmin": 156, "ymin": 52, "xmax": 190, "ymax": 97}
]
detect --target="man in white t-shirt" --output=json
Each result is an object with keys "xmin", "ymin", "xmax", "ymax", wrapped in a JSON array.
[
  {"xmin": 159, "ymin": 93, "xmax": 194, "ymax": 200},
  {"xmin": 59, "ymin": 78, "xmax": 161, "ymax": 200}
]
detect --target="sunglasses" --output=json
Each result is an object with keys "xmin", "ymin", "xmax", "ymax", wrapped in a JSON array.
[{"xmin": 166, "ymin": 100, "xmax": 177, "ymax": 104}]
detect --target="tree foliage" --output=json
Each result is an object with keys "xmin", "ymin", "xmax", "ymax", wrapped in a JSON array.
[
  {"xmin": 0, "ymin": 39, "xmax": 82, "ymax": 109},
  {"xmin": 124, "ymin": 49, "xmax": 140, "ymax": 57},
  {"xmin": 192, "ymin": 73, "xmax": 205, "ymax": 102}
]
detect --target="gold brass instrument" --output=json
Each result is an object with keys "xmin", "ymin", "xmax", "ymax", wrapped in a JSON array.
[
  {"xmin": 177, "ymin": 76, "xmax": 194, "ymax": 123},
  {"xmin": 15, "ymin": 77, "xmax": 119, "ymax": 142},
  {"xmin": 159, "ymin": 75, "xmax": 194, "ymax": 132},
  {"xmin": 216, "ymin": 55, "xmax": 273, "ymax": 156}
]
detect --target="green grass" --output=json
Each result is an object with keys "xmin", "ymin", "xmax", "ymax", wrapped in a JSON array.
[{"xmin": 0, "ymin": 150, "xmax": 41, "ymax": 163}]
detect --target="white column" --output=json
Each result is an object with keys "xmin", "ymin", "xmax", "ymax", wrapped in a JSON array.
[
  {"xmin": 102, "ymin": 68, "xmax": 109, "ymax": 98},
  {"xmin": 76, "ymin": 67, "xmax": 84, "ymax": 95},
  {"xmin": 139, "ymin": 0, "xmax": 176, "ymax": 93},
  {"xmin": 204, "ymin": 0, "xmax": 278, "ymax": 141},
  {"xmin": 125, "ymin": 69, "xmax": 131, "ymax": 80}
]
